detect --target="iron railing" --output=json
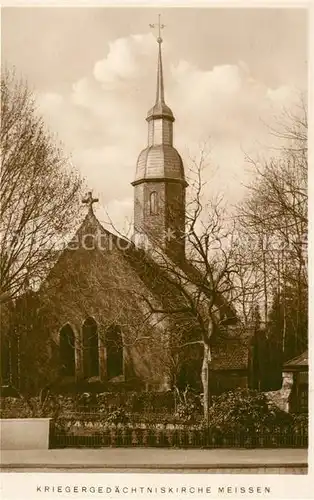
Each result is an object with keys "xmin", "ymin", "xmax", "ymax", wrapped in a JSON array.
[{"xmin": 51, "ymin": 423, "xmax": 308, "ymax": 449}]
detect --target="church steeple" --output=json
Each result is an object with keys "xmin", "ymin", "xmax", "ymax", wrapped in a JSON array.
[
  {"xmin": 146, "ymin": 19, "xmax": 174, "ymax": 125},
  {"xmin": 132, "ymin": 17, "xmax": 187, "ymax": 264}
]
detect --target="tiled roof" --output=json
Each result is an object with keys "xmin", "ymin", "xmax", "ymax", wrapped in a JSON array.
[
  {"xmin": 43, "ymin": 210, "xmax": 239, "ymax": 328},
  {"xmin": 209, "ymin": 341, "xmax": 250, "ymax": 371},
  {"xmin": 147, "ymin": 101, "xmax": 174, "ymax": 121},
  {"xmin": 135, "ymin": 145, "xmax": 186, "ymax": 183},
  {"xmin": 283, "ymin": 350, "xmax": 308, "ymax": 370}
]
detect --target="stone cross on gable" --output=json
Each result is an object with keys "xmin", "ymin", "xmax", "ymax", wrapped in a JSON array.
[
  {"xmin": 82, "ymin": 191, "xmax": 99, "ymax": 213},
  {"xmin": 149, "ymin": 13, "xmax": 165, "ymax": 44}
]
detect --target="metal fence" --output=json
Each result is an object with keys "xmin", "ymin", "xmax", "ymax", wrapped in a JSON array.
[{"xmin": 51, "ymin": 423, "xmax": 308, "ymax": 449}]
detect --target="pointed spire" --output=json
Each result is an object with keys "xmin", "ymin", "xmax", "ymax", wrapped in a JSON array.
[
  {"xmin": 155, "ymin": 15, "xmax": 165, "ymax": 104},
  {"xmin": 147, "ymin": 14, "xmax": 174, "ymax": 122}
]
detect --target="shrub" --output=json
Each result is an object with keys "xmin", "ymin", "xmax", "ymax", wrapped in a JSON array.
[
  {"xmin": 290, "ymin": 413, "xmax": 308, "ymax": 433},
  {"xmin": 174, "ymin": 386, "xmax": 202, "ymax": 422},
  {"xmin": 175, "ymin": 402, "xmax": 199, "ymax": 422},
  {"xmin": 0, "ymin": 397, "xmax": 32, "ymax": 418},
  {"xmin": 56, "ymin": 395, "xmax": 76, "ymax": 414},
  {"xmin": 207, "ymin": 388, "xmax": 293, "ymax": 433},
  {"xmin": 129, "ymin": 391, "xmax": 175, "ymax": 412},
  {"xmin": 102, "ymin": 406, "xmax": 130, "ymax": 426},
  {"xmin": 94, "ymin": 391, "xmax": 175, "ymax": 413},
  {"xmin": 1, "ymin": 390, "xmax": 179, "ymax": 418},
  {"xmin": 0, "ymin": 392, "xmax": 61, "ymax": 418},
  {"xmin": 77, "ymin": 392, "xmax": 97, "ymax": 408}
]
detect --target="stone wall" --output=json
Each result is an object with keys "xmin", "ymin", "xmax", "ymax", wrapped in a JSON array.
[{"xmin": 265, "ymin": 371, "xmax": 294, "ymax": 412}]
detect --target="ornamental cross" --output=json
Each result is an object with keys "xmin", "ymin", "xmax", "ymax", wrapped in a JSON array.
[
  {"xmin": 82, "ymin": 191, "xmax": 99, "ymax": 212},
  {"xmin": 149, "ymin": 14, "xmax": 165, "ymax": 44}
]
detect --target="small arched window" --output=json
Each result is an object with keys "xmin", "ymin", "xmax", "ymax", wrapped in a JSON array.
[
  {"xmin": 60, "ymin": 324, "xmax": 76, "ymax": 376},
  {"xmin": 150, "ymin": 191, "xmax": 158, "ymax": 215},
  {"xmin": 82, "ymin": 317, "xmax": 99, "ymax": 378},
  {"xmin": 106, "ymin": 325, "xmax": 123, "ymax": 379}
]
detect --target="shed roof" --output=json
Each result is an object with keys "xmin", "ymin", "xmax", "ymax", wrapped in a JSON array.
[{"xmin": 283, "ymin": 350, "xmax": 308, "ymax": 370}]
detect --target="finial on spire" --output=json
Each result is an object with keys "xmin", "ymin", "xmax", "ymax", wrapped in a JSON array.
[
  {"xmin": 82, "ymin": 191, "xmax": 98, "ymax": 214},
  {"xmin": 149, "ymin": 14, "xmax": 165, "ymax": 44}
]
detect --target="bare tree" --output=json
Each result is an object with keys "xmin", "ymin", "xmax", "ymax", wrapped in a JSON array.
[
  {"xmin": 238, "ymin": 100, "xmax": 308, "ymax": 361},
  {"xmin": 1, "ymin": 290, "xmax": 61, "ymax": 396},
  {"xmin": 0, "ymin": 69, "xmax": 83, "ymax": 304},
  {"xmin": 112, "ymin": 151, "xmax": 251, "ymax": 419}
]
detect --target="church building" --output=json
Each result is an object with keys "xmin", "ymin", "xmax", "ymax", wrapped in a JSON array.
[{"xmin": 1, "ymin": 30, "xmax": 255, "ymax": 398}]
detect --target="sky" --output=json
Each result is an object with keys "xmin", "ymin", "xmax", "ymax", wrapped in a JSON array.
[{"xmin": 1, "ymin": 7, "xmax": 308, "ymax": 234}]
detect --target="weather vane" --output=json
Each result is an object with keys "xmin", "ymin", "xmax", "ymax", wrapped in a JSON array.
[{"xmin": 149, "ymin": 14, "xmax": 165, "ymax": 44}]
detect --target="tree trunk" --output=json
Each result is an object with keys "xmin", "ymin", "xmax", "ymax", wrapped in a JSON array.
[
  {"xmin": 261, "ymin": 234, "xmax": 268, "ymax": 323},
  {"xmin": 201, "ymin": 342, "xmax": 211, "ymax": 424}
]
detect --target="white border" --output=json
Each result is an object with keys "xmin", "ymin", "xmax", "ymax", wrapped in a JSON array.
[{"xmin": 1, "ymin": 1, "xmax": 312, "ymax": 499}]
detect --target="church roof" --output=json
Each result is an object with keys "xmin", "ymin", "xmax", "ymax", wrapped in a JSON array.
[
  {"xmin": 41, "ymin": 202, "xmax": 237, "ymax": 329},
  {"xmin": 134, "ymin": 145, "xmax": 186, "ymax": 184},
  {"xmin": 147, "ymin": 101, "xmax": 174, "ymax": 122}
]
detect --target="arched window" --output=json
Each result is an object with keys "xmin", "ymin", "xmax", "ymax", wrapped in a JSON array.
[
  {"xmin": 106, "ymin": 325, "xmax": 123, "ymax": 379},
  {"xmin": 150, "ymin": 191, "xmax": 158, "ymax": 215},
  {"xmin": 82, "ymin": 317, "xmax": 99, "ymax": 378},
  {"xmin": 59, "ymin": 324, "xmax": 76, "ymax": 376}
]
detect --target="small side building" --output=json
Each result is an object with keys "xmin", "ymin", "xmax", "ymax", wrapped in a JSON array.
[
  {"xmin": 209, "ymin": 338, "xmax": 252, "ymax": 395},
  {"xmin": 266, "ymin": 350, "xmax": 308, "ymax": 413},
  {"xmin": 283, "ymin": 351, "xmax": 308, "ymax": 414}
]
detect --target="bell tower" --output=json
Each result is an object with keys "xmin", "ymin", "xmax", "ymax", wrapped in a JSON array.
[{"xmin": 132, "ymin": 16, "xmax": 187, "ymax": 264}]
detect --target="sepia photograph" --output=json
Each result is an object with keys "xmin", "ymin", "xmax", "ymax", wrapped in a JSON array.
[{"xmin": 0, "ymin": 3, "xmax": 310, "ymax": 492}]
